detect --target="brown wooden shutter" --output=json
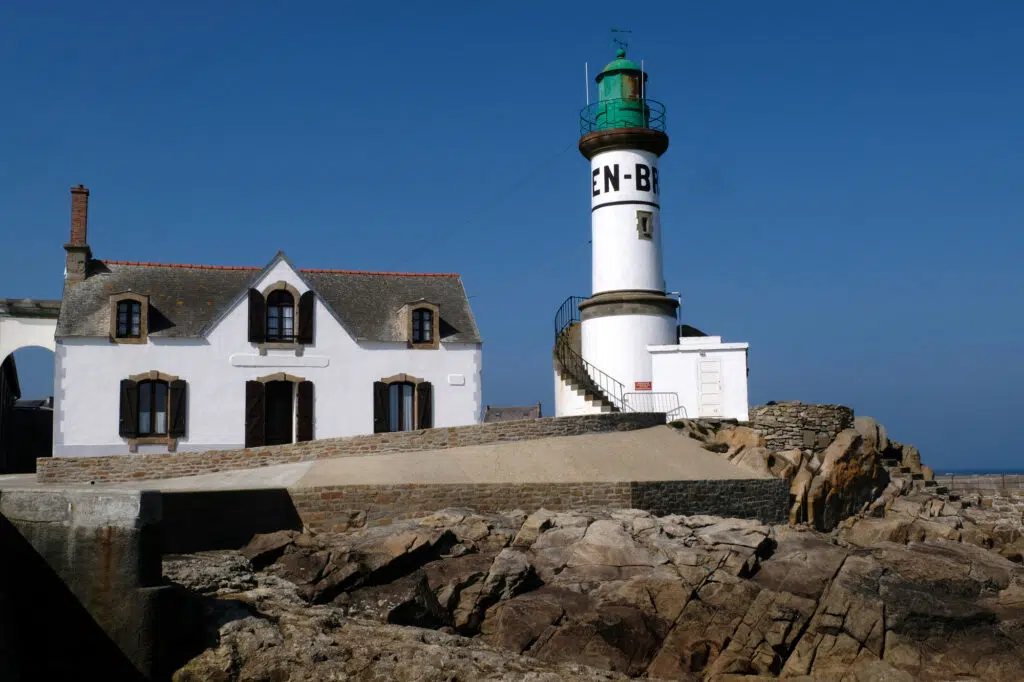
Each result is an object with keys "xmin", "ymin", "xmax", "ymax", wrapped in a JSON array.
[
  {"xmin": 168, "ymin": 379, "xmax": 188, "ymax": 438},
  {"xmin": 296, "ymin": 380, "xmax": 314, "ymax": 442},
  {"xmin": 245, "ymin": 380, "xmax": 265, "ymax": 447},
  {"xmin": 248, "ymin": 289, "xmax": 266, "ymax": 343},
  {"xmin": 297, "ymin": 291, "xmax": 315, "ymax": 344},
  {"xmin": 373, "ymin": 381, "xmax": 389, "ymax": 433},
  {"xmin": 119, "ymin": 379, "xmax": 139, "ymax": 438},
  {"xmin": 416, "ymin": 381, "xmax": 433, "ymax": 429}
]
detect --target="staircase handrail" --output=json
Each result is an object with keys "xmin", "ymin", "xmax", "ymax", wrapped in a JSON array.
[
  {"xmin": 554, "ymin": 295, "xmax": 586, "ymax": 336},
  {"xmin": 553, "ymin": 295, "xmax": 630, "ymax": 411}
]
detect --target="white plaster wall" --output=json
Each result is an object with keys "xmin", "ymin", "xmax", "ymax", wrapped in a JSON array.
[
  {"xmin": 54, "ymin": 260, "xmax": 482, "ymax": 457},
  {"xmin": 0, "ymin": 316, "xmax": 57, "ymax": 361},
  {"xmin": 590, "ymin": 149, "xmax": 663, "ymax": 294},
  {"xmin": 552, "ymin": 368, "xmax": 606, "ymax": 417},
  {"xmin": 580, "ymin": 313, "xmax": 676, "ymax": 395},
  {"xmin": 650, "ymin": 343, "xmax": 749, "ymax": 421}
]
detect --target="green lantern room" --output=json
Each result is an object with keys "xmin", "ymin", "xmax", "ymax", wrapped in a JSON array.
[{"xmin": 581, "ymin": 48, "xmax": 666, "ymax": 135}]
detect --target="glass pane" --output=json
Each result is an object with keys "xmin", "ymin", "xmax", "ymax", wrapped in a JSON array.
[
  {"xmin": 139, "ymin": 382, "xmax": 152, "ymax": 434},
  {"xmin": 131, "ymin": 308, "xmax": 141, "ymax": 336},
  {"xmin": 402, "ymin": 384, "xmax": 414, "ymax": 431},
  {"xmin": 282, "ymin": 307, "xmax": 294, "ymax": 337},
  {"xmin": 388, "ymin": 385, "xmax": 400, "ymax": 432},
  {"xmin": 154, "ymin": 383, "xmax": 167, "ymax": 434},
  {"xmin": 423, "ymin": 313, "xmax": 432, "ymax": 341}
]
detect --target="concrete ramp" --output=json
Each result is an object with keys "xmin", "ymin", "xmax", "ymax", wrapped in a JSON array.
[{"xmin": 295, "ymin": 425, "xmax": 765, "ymax": 486}]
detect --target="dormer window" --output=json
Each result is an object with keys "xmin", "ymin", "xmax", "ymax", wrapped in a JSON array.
[
  {"xmin": 412, "ymin": 308, "xmax": 433, "ymax": 344},
  {"xmin": 109, "ymin": 292, "xmax": 148, "ymax": 344},
  {"xmin": 116, "ymin": 300, "xmax": 141, "ymax": 338},
  {"xmin": 266, "ymin": 290, "xmax": 295, "ymax": 342},
  {"xmin": 406, "ymin": 301, "xmax": 440, "ymax": 349},
  {"xmin": 248, "ymin": 284, "xmax": 314, "ymax": 347}
]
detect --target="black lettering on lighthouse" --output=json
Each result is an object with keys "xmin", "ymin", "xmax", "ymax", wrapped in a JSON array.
[
  {"xmin": 636, "ymin": 164, "xmax": 650, "ymax": 191},
  {"xmin": 592, "ymin": 169, "xmax": 600, "ymax": 197},
  {"xmin": 652, "ymin": 167, "xmax": 659, "ymax": 195},
  {"xmin": 603, "ymin": 165, "xmax": 619, "ymax": 194}
]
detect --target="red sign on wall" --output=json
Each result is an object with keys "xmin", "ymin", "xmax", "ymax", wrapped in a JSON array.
[{"xmin": 634, "ymin": 381, "xmax": 652, "ymax": 391}]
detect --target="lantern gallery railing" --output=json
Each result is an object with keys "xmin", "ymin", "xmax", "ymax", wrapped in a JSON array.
[{"xmin": 579, "ymin": 97, "xmax": 666, "ymax": 136}]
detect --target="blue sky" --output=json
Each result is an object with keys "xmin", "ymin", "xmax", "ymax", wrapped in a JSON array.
[{"xmin": 1, "ymin": 2, "xmax": 1021, "ymax": 471}]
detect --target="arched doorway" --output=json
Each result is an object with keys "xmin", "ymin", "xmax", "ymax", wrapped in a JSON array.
[
  {"xmin": 0, "ymin": 299, "xmax": 60, "ymax": 473},
  {"xmin": 1, "ymin": 346, "xmax": 56, "ymax": 474}
]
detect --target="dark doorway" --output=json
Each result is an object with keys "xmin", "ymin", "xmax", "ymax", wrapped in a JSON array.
[{"xmin": 264, "ymin": 381, "xmax": 294, "ymax": 446}]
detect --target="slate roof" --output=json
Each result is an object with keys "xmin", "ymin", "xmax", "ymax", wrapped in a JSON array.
[{"xmin": 55, "ymin": 256, "xmax": 481, "ymax": 344}]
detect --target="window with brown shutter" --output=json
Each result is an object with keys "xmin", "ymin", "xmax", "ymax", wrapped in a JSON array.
[
  {"xmin": 416, "ymin": 381, "xmax": 433, "ymax": 429},
  {"xmin": 168, "ymin": 380, "xmax": 188, "ymax": 438},
  {"xmin": 248, "ymin": 289, "xmax": 266, "ymax": 343},
  {"xmin": 297, "ymin": 291, "xmax": 315, "ymax": 344},
  {"xmin": 137, "ymin": 380, "xmax": 169, "ymax": 436},
  {"xmin": 119, "ymin": 379, "xmax": 139, "ymax": 438},
  {"xmin": 296, "ymin": 381, "xmax": 314, "ymax": 442},
  {"xmin": 245, "ymin": 380, "xmax": 266, "ymax": 447},
  {"xmin": 373, "ymin": 381, "xmax": 388, "ymax": 433}
]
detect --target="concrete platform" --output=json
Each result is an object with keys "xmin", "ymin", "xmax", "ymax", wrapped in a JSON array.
[
  {"xmin": 3, "ymin": 428, "xmax": 789, "ymax": 539},
  {"xmin": 4, "ymin": 426, "xmax": 771, "ymax": 492}
]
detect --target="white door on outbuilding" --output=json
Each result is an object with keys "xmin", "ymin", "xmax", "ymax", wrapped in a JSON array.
[{"xmin": 697, "ymin": 357, "xmax": 723, "ymax": 417}]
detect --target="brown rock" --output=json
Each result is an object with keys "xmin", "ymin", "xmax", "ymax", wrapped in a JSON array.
[
  {"xmin": 713, "ymin": 425, "xmax": 766, "ymax": 450},
  {"xmin": 238, "ymin": 530, "xmax": 298, "ymax": 569}
]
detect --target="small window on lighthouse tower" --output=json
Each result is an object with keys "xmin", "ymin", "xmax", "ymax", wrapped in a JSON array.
[{"xmin": 636, "ymin": 210, "xmax": 654, "ymax": 240}]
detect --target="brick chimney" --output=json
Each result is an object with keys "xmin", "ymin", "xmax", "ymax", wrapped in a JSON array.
[{"xmin": 64, "ymin": 184, "xmax": 92, "ymax": 282}]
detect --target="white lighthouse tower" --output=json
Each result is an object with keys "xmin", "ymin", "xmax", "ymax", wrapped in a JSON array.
[{"xmin": 554, "ymin": 47, "xmax": 750, "ymax": 420}]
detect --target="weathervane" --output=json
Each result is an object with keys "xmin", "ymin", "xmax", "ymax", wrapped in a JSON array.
[{"xmin": 611, "ymin": 27, "xmax": 631, "ymax": 53}]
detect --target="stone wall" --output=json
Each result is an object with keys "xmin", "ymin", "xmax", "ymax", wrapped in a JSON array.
[
  {"xmin": 749, "ymin": 401, "xmax": 854, "ymax": 452},
  {"xmin": 287, "ymin": 478, "xmax": 789, "ymax": 531},
  {"xmin": 37, "ymin": 412, "xmax": 666, "ymax": 484},
  {"xmin": 0, "ymin": 488, "xmax": 178, "ymax": 679},
  {"xmin": 936, "ymin": 474, "xmax": 1024, "ymax": 495},
  {"xmin": 631, "ymin": 479, "xmax": 789, "ymax": 523}
]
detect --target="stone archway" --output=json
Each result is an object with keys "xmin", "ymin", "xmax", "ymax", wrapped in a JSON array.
[
  {"xmin": 0, "ymin": 300, "xmax": 60, "ymax": 363},
  {"xmin": 1, "ymin": 300, "xmax": 60, "ymax": 473}
]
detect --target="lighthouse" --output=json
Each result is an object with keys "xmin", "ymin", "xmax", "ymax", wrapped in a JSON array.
[{"xmin": 554, "ymin": 47, "xmax": 750, "ymax": 420}]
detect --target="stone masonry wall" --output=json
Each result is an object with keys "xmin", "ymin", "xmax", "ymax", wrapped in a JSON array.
[
  {"xmin": 632, "ymin": 479, "xmax": 789, "ymax": 524},
  {"xmin": 936, "ymin": 474, "xmax": 1024, "ymax": 495},
  {"xmin": 749, "ymin": 401, "xmax": 854, "ymax": 453},
  {"xmin": 287, "ymin": 478, "xmax": 789, "ymax": 531},
  {"xmin": 37, "ymin": 412, "xmax": 666, "ymax": 484}
]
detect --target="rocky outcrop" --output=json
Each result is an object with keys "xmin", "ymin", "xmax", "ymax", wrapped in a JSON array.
[
  {"xmin": 167, "ymin": 506, "xmax": 1024, "ymax": 681},
  {"xmin": 673, "ymin": 414, "xmax": 936, "ymax": 532}
]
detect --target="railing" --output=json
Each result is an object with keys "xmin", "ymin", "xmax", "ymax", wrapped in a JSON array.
[
  {"xmin": 623, "ymin": 391, "xmax": 680, "ymax": 414},
  {"xmin": 665, "ymin": 405, "xmax": 689, "ymax": 422},
  {"xmin": 554, "ymin": 295, "xmax": 586, "ymax": 338},
  {"xmin": 553, "ymin": 295, "xmax": 630, "ymax": 412},
  {"xmin": 579, "ymin": 97, "xmax": 666, "ymax": 137}
]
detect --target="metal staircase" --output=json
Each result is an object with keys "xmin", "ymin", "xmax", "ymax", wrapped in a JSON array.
[{"xmin": 553, "ymin": 296, "xmax": 629, "ymax": 413}]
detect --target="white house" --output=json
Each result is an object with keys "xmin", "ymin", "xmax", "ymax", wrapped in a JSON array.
[
  {"xmin": 553, "ymin": 49, "xmax": 749, "ymax": 421},
  {"xmin": 53, "ymin": 186, "xmax": 483, "ymax": 458}
]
